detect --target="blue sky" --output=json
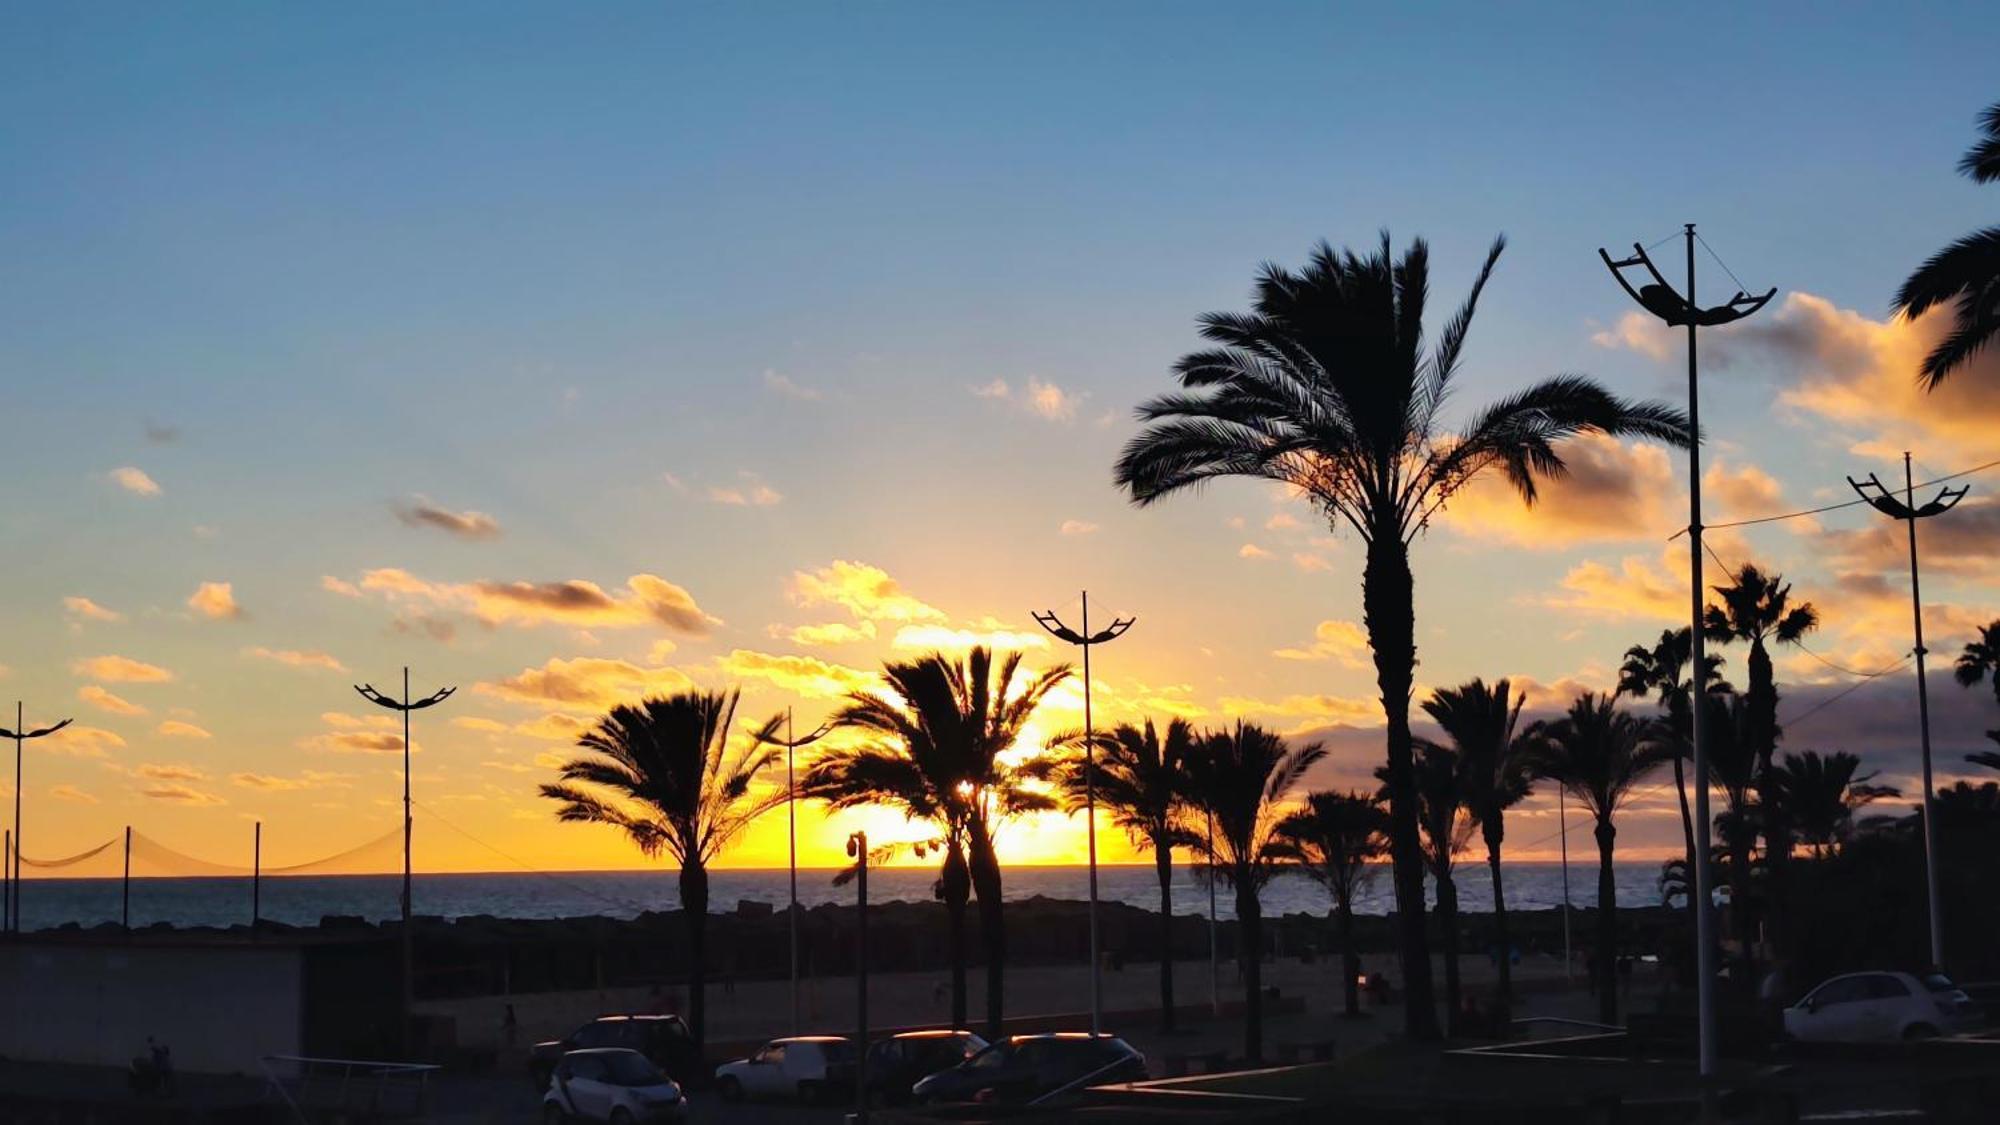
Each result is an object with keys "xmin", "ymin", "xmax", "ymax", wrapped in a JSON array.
[{"xmin": 3, "ymin": 2, "xmax": 1998, "ymax": 872}]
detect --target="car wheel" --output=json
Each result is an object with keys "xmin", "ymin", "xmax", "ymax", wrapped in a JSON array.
[
  {"xmin": 1904, "ymin": 1023, "xmax": 1940, "ymax": 1041},
  {"xmin": 542, "ymin": 1104, "xmax": 568, "ymax": 1125},
  {"xmin": 717, "ymin": 1075, "xmax": 743, "ymax": 1102}
]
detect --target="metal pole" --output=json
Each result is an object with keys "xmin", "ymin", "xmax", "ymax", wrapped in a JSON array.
[
  {"xmin": 1905, "ymin": 452, "xmax": 1946, "ymax": 969},
  {"xmin": 123, "ymin": 826, "xmax": 132, "ymax": 931},
  {"xmin": 1207, "ymin": 810, "xmax": 1219, "ymax": 1017},
  {"xmin": 1558, "ymin": 790, "xmax": 1572, "ymax": 981},
  {"xmin": 1081, "ymin": 591, "xmax": 1102, "ymax": 1036},
  {"xmin": 254, "ymin": 821, "xmax": 262, "ymax": 932},
  {"xmin": 402, "ymin": 667, "xmax": 412, "ymax": 930},
  {"xmin": 12, "ymin": 703, "xmax": 21, "ymax": 936},
  {"xmin": 851, "ymin": 830, "xmax": 870, "ymax": 1125},
  {"xmin": 3, "ymin": 828, "xmax": 10, "ymax": 934},
  {"xmin": 1680, "ymin": 224, "xmax": 1721, "ymax": 1083},
  {"xmin": 788, "ymin": 707, "xmax": 800, "ymax": 1037}
]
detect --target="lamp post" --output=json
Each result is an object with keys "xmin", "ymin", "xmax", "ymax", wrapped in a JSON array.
[
  {"xmin": 847, "ymin": 829, "xmax": 870, "ymax": 1125},
  {"xmin": 2, "ymin": 704, "xmax": 73, "ymax": 935},
  {"xmin": 1848, "ymin": 453, "xmax": 1967, "ymax": 970},
  {"xmin": 758, "ymin": 709, "xmax": 831, "ymax": 1035},
  {"xmin": 355, "ymin": 669, "xmax": 454, "ymax": 1027},
  {"xmin": 1601, "ymin": 228, "xmax": 1775, "ymax": 1084},
  {"xmin": 1032, "ymin": 592, "xmax": 1134, "ymax": 1036}
]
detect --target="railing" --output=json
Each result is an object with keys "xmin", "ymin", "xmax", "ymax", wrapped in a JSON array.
[
  {"xmin": 1510, "ymin": 1015, "xmax": 1626, "ymax": 1034},
  {"xmin": 260, "ymin": 1055, "xmax": 441, "ymax": 1123},
  {"xmin": 1027, "ymin": 1051, "xmax": 1144, "ymax": 1108}
]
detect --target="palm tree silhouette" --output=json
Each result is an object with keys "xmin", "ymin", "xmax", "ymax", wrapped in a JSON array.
[
  {"xmin": 1771, "ymin": 750, "xmax": 1899, "ymax": 860},
  {"xmin": 1054, "ymin": 718, "xmax": 1196, "ymax": 1032},
  {"xmin": 1705, "ymin": 563, "xmax": 1817, "ymax": 871},
  {"xmin": 1699, "ymin": 691, "xmax": 1764, "ymax": 983},
  {"xmin": 1526, "ymin": 693, "xmax": 1670, "ymax": 1025},
  {"xmin": 1953, "ymin": 619, "xmax": 2000, "ymax": 760},
  {"xmin": 1180, "ymin": 722, "xmax": 1325, "ymax": 1062},
  {"xmin": 1617, "ymin": 628, "xmax": 1731, "ymax": 879},
  {"xmin": 1276, "ymin": 790, "xmax": 1387, "ymax": 1018},
  {"xmin": 1894, "ymin": 102, "xmax": 2000, "ymax": 387},
  {"xmin": 804, "ymin": 647, "xmax": 1068, "ymax": 1040},
  {"xmin": 1421, "ymin": 678, "xmax": 1533, "ymax": 1012},
  {"xmin": 1113, "ymin": 234, "xmax": 1689, "ymax": 1038},
  {"xmin": 539, "ymin": 689, "xmax": 783, "ymax": 1050},
  {"xmin": 1389, "ymin": 742, "xmax": 1476, "ymax": 1033}
]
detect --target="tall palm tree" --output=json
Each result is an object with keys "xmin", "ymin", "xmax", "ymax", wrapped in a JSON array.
[
  {"xmin": 1704, "ymin": 563, "xmax": 1818, "ymax": 869},
  {"xmin": 1771, "ymin": 750, "xmax": 1900, "ymax": 859},
  {"xmin": 1180, "ymin": 722, "xmax": 1325, "ymax": 1062},
  {"xmin": 1616, "ymin": 628, "xmax": 1731, "ymax": 877},
  {"xmin": 1055, "ymin": 718, "xmax": 1196, "ymax": 1032},
  {"xmin": 1421, "ymin": 678, "xmax": 1532, "ymax": 1011},
  {"xmin": 806, "ymin": 647, "xmax": 1069, "ymax": 1040},
  {"xmin": 1276, "ymin": 790, "xmax": 1387, "ymax": 1018},
  {"xmin": 1954, "ymin": 620, "xmax": 2000, "ymax": 759},
  {"xmin": 540, "ymin": 689, "xmax": 783, "ymax": 1050},
  {"xmin": 1390, "ymin": 742, "xmax": 1477, "ymax": 1033},
  {"xmin": 1894, "ymin": 101, "xmax": 2000, "ymax": 388},
  {"xmin": 1700, "ymin": 691, "xmax": 1763, "ymax": 981},
  {"xmin": 1113, "ymin": 234, "xmax": 1690, "ymax": 1038},
  {"xmin": 1525, "ymin": 693, "xmax": 1670, "ymax": 1024}
]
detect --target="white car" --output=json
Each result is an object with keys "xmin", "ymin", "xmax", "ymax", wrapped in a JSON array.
[
  {"xmin": 713, "ymin": 1035, "xmax": 855, "ymax": 1103},
  {"xmin": 542, "ymin": 1048, "xmax": 687, "ymax": 1122},
  {"xmin": 1783, "ymin": 971, "xmax": 1982, "ymax": 1043}
]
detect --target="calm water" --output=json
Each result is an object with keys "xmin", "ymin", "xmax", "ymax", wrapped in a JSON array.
[{"xmin": 11, "ymin": 862, "xmax": 1668, "ymax": 932}]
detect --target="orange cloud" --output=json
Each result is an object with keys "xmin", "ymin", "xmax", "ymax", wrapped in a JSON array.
[
  {"xmin": 244, "ymin": 646, "xmax": 347, "ymax": 672},
  {"xmin": 475, "ymin": 657, "xmax": 697, "ymax": 710},
  {"xmin": 157, "ymin": 720, "xmax": 212, "ymax": 739},
  {"xmin": 395, "ymin": 498, "xmax": 502, "ymax": 539},
  {"xmin": 355, "ymin": 568, "xmax": 719, "ymax": 634},
  {"xmin": 717, "ymin": 650, "xmax": 876, "ymax": 700},
  {"xmin": 141, "ymin": 782, "xmax": 226, "ymax": 806},
  {"xmin": 1273, "ymin": 619, "xmax": 1370, "ymax": 667},
  {"xmin": 77, "ymin": 684, "xmax": 146, "ymax": 716},
  {"xmin": 137, "ymin": 763, "xmax": 206, "ymax": 781},
  {"xmin": 107, "ymin": 466, "xmax": 160, "ymax": 496},
  {"xmin": 1544, "ymin": 549, "xmax": 1686, "ymax": 622},
  {"xmin": 63, "ymin": 596, "xmax": 123, "ymax": 623},
  {"xmin": 1218, "ymin": 692, "xmax": 1384, "ymax": 733},
  {"xmin": 788, "ymin": 561, "xmax": 944, "ymax": 623},
  {"xmin": 1440, "ymin": 433, "xmax": 1678, "ymax": 548},
  {"xmin": 187, "ymin": 582, "xmax": 244, "ymax": 620},
  {"xmin": 42, "ymin": 725, "xmax": 126, "ymax": 758},
  {"xmin": 1238, "ymin": 543, "xmax": 1273, "ymax": 560},
  {"xmin": 49, "ymin": 784, "xmax": 97, "ymax": 805},
  {"xmin": 891, "ymin": 622, "xmax": 1049, "ymax": 651},
  {"xmin": 70, "ymin": 655, "xmax": 173, "ymax": 683},
  {"xmin": 786, "ymin": 621, "xmax": 877, "ymax": 647}
]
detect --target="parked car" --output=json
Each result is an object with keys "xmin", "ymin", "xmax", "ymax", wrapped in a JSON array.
[
  {"xmin": 713, "ymin": 1036, "xmax": 856, "ymax": 1103},
  {"xmin": 541, "ymin": 1048, "xmax": 687, "ymax": 1123},
  {"xmin": 824, "ymin": 1029, "xmax": 989, "ymax": 1105},
  {"xmin": 530, "ymin": 1015, "xmax": 700, "ymax": 1091},
  {"xmin": 1783, "ymin": 971, "xmax": 1982, "ymax": 1043},
  {"xmin": 910, "ymin": 1033, "xmax": 1145, "ymax": 1105}
]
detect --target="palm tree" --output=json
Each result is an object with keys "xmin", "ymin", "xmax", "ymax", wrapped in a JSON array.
[
  {"xmin": 1700, "ymin": 691, "xmax": 1763, "ymax": 980},
  {"xmin": 1390, "ymin": 742, "xmax": 1477, "ymax": 1033},
  {"xmin": 1055, "ymin": 718, "xmax": 1196, "ymax": 1032},
  {"xmin": 1276, "ymin": 790, "xmax": 1387, "ymax": 1017},
  {"xmin": 805, "ymin": 647, "xmax": 1069, "ymax": 1040},
  {"xmin": 1421, "ymin": 678, "xmax": 1532, "ymax": 1011},
  {"xmin": 1113, "ymin": 234, "xmax": 1690, "ymax": 1039},
  {"xmin": 1954, "ymin": 620, "xmax": 2000, "ymax": 758},
  {"xmin": 1704, "ymin": 564, "xmax": 1817, "ymax": 870},
  {"xmin": 1616, "ymin": 628, "xmax": 1731, "ymax": 877},
  {"xmin": 1179, "ymin": 722, "xmax": 1325, "ymax": 1062},
  {"xmin": 1525, "ymin": 693, "xmax": 1670, "ymax": 1024},
  {"xmin": 1771, "ymin": 750, "xmax": 1900, "ymax": 859},
  {"xmin": 540, "ymin": 689, "xmax": 783, "ymax": 1050},
  {"xmin": 1894, "ymin": 101, "xmax": 2000, "ymax": 388}
]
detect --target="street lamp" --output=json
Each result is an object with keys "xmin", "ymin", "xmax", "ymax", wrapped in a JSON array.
[
  {"xmin": 1601, "ymin": 227, "xmax": 1775, "ymax": 1084},
  {"xmin": 1032, "ymin": 592, "xmax": 1134, "ymax": 1036},
  {"xmin": 1849, "ymin": 453, "xmax": 1968, "ymax": 970},
  {"xmin": 355, "ymin": 668, "xmax": 454, "ymax": 1024},
  {"xmin": 1, "ymin": 704, "xmax": 72, "ymax": 935},
  {"xmin": 757, "ymin": 709, "xmax": 832, "ymax": 1035},
  {"xmin": 847, "ymin": 829, "xmax": 870, "ymax": 1125}
]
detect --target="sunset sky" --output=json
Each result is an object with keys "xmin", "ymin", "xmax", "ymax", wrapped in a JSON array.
[{"xmin": 5, "ymin": 4, "xmax": 2000, "ymax": 881}]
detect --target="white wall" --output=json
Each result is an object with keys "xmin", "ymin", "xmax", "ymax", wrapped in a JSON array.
[{"xmin": 0, "ymin": 941, "xmax": 301, "ymax": 1074}]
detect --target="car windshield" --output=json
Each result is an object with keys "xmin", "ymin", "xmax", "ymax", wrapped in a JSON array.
[
  {"xmin": 968, "ymin": 1042, "xmax": 1013, "ymax": 1069},
  {"xmin": 603, "ymin": 1053, "xmax": 667, "ymax": 1086},
  {"xmin": 1923, "ymin": 974, "xmax": 1962, "ymax": 993}
]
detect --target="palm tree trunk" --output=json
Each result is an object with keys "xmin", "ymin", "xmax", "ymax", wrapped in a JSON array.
[
  {"xmin": 1486, "ymin": 835, "xmax": 1511, "ymax": 1012},
  {"xmin": 1338, "ymin": 895, "xmax": 1360, "ymax": 1018},
  {"xmin": 1438, "ymin": 870, "xmax": 1462, "ymax": 1036},
  {"xmin": 680, "ymin": 862, "xmax": 710, "ymax": 1050},
  {"xmin": 1593, "ymin": 819, "xmax": 1617, "ymax": 1026},
  {"xmin": 1748, "ymin": 638, "xmax": 1787, "ymax": 964},
  {"xmin": 1237, "ymin": 879, "xmax": 1263, "ymax": 1063},
  {"xmin": 1729, "ymin": 826, "xmax": 1757, "ymax": 993},
  {"xmin": 968, "ymin": 826, "xmax": 1006, "ymax": 1042},
  {"xmin": 1154, "ymin": 839, "xmax": 1176, "ymax": 1032},
  {"xmin": 1673, "ymin": 755, "xmax": 1696, "ymax": 877},
  {"xmin": 942, "ymin": 841, "xmax": 971, "ymax": 1030},
  {"xmin": 1362, "ymin": 535, "xmax": 1440, "ymax": 1041}
]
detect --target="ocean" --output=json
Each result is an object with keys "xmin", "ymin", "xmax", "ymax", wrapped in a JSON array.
[{"xmin": 10, "ymin": 861, "xmax": 1669, "ymax": 932}]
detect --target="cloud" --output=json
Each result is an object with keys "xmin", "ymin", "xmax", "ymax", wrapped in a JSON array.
[
  {"xmin": 891, "ymin": 622, "xmax": 1050, "ymax": 651},
  {"xmin": 77, "ymin": 685, "xmax": 146, "ymax": 716},
  {"xmin": 1238, "ymin": 543, "xmax": 1273, "ymax": 560},
  {"xmin": 1273, "ymin": 619, "xmax": 1370, "ymax": 666},
  {"xmin": 1591, "ymin": 312, "xmax": 1673, "ymax": 361},
  {"xmin": 70, "ymin": 655, "xmax": 173, "ymax": 683},
  {"xmin": 452, "ymin": 716, "xmax": 512, "ymax": 734},
  {"xmin": 705, "ymin": 473, "xmax": 783, "ymax": 507},
  {"xmin": 1543, "ymin": 549, "xmax": 1687, "ymax": 622},
  {"xmin": 156, "ymin": 720, "xmax": 212, "ymax": 739},
  {"xmin": 187, "ymin": 581, "xmax": 244, "ymax": 620},
  {"xmin": 49, "ymin": 784, "xmax": 97, "ymax": 805},
  {"xmin": 763, "ymin": 369, "xmax": 822, "ymax": 401},
  {"xmin": 514, "ymin": 713, "xmax": 594, "ymax": 742},
  {"xmin": 971, "ymin": 376, "xmax": 1083, "ymax": 422},
  {"xmin": 786, "ymin": 621, "xmax": 877, "ymax": 647},
  {"xmin": 230, "ymin": 770, "xmax": 346, "ymax": 791},
  {"xmin": 1439, "ymin": 433, "xmax": 1679, "ymax": 548},
  {"xmin": 321, "ymin": 575, "xmax": 361, "ymax": 597},
  {"xmin": 476, "ymin": 657, "xmax": 697, "ymax": 710},
  {"xmin": 137, "ymin": 763, "xmax": 206, "ymax": 781},
  {"xmin": 717, "ymin": 650, "xmax": 876, "ymax": 700},
  {"xmin": 972, "ymin": 378, "xmax": 1012, "ymax": 400},
  {"xmin": 141, "ymin": 782, "xmax": 226, "ymax": 806},
  {"xmin": 145, "ymin": 421, "xmax": 180, "ymax": 444},
  {"xmin": 42, "ymin": 725, "xmax": 126, "ymax": 758},
  {"xmin": 107, "ymin": 466, "xmax": 161, "ymax": 496},
  {"xmin": 244, "ymin": 646, "xmax": 347, "ymax": 672},
  {"xmin": 395, "ymin": 498, "xmax": 503, "ymax": 540},
  {"xmin": 1217, "ymin": 692, "xmax": 1385, "ymax": 734},
  {"xmin": 1058, "ymin": 520, "xmax": 1099, "ymax": 536},
  {"xmin": 1820, "ymin": 497, "xmax": 2000, "ymax": 583},
  {"xmin": 63, "ymin": 596, "xmax": 123, "ymax": 623},
  {"xmin": 355, "ymin": 568, "xmax": 719, "ymax": 634},
  {"xmin": 1703, "ymin": 458, "xmax": 1788, "ymax": 523},
  {"xmin": 1266, "ymin": 512, "xmax": 1301, "ymax": 531},
  {"xmin": 301, "ymin": 712, "xmax": 416, "ymax": 755},
  {"xmin": 788, "ymin": 560, "xmax": 945, "ymax": 624},
  {"xmin": 1292, "ymin": 553, "xmax": 1334, "ymax": 572}
]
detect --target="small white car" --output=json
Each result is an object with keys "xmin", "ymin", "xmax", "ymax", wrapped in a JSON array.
[
  {"xmin": 1783, "ymin": 971, "xmax": 1982, "ymax": 1043},
  {"xmin": 542, "ymin": 1048, "xmax": 687, "ymax": 1123},
  {"xmin": 713, "ymin": 1035, "xmax": 855, "ymax": 1104}
]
